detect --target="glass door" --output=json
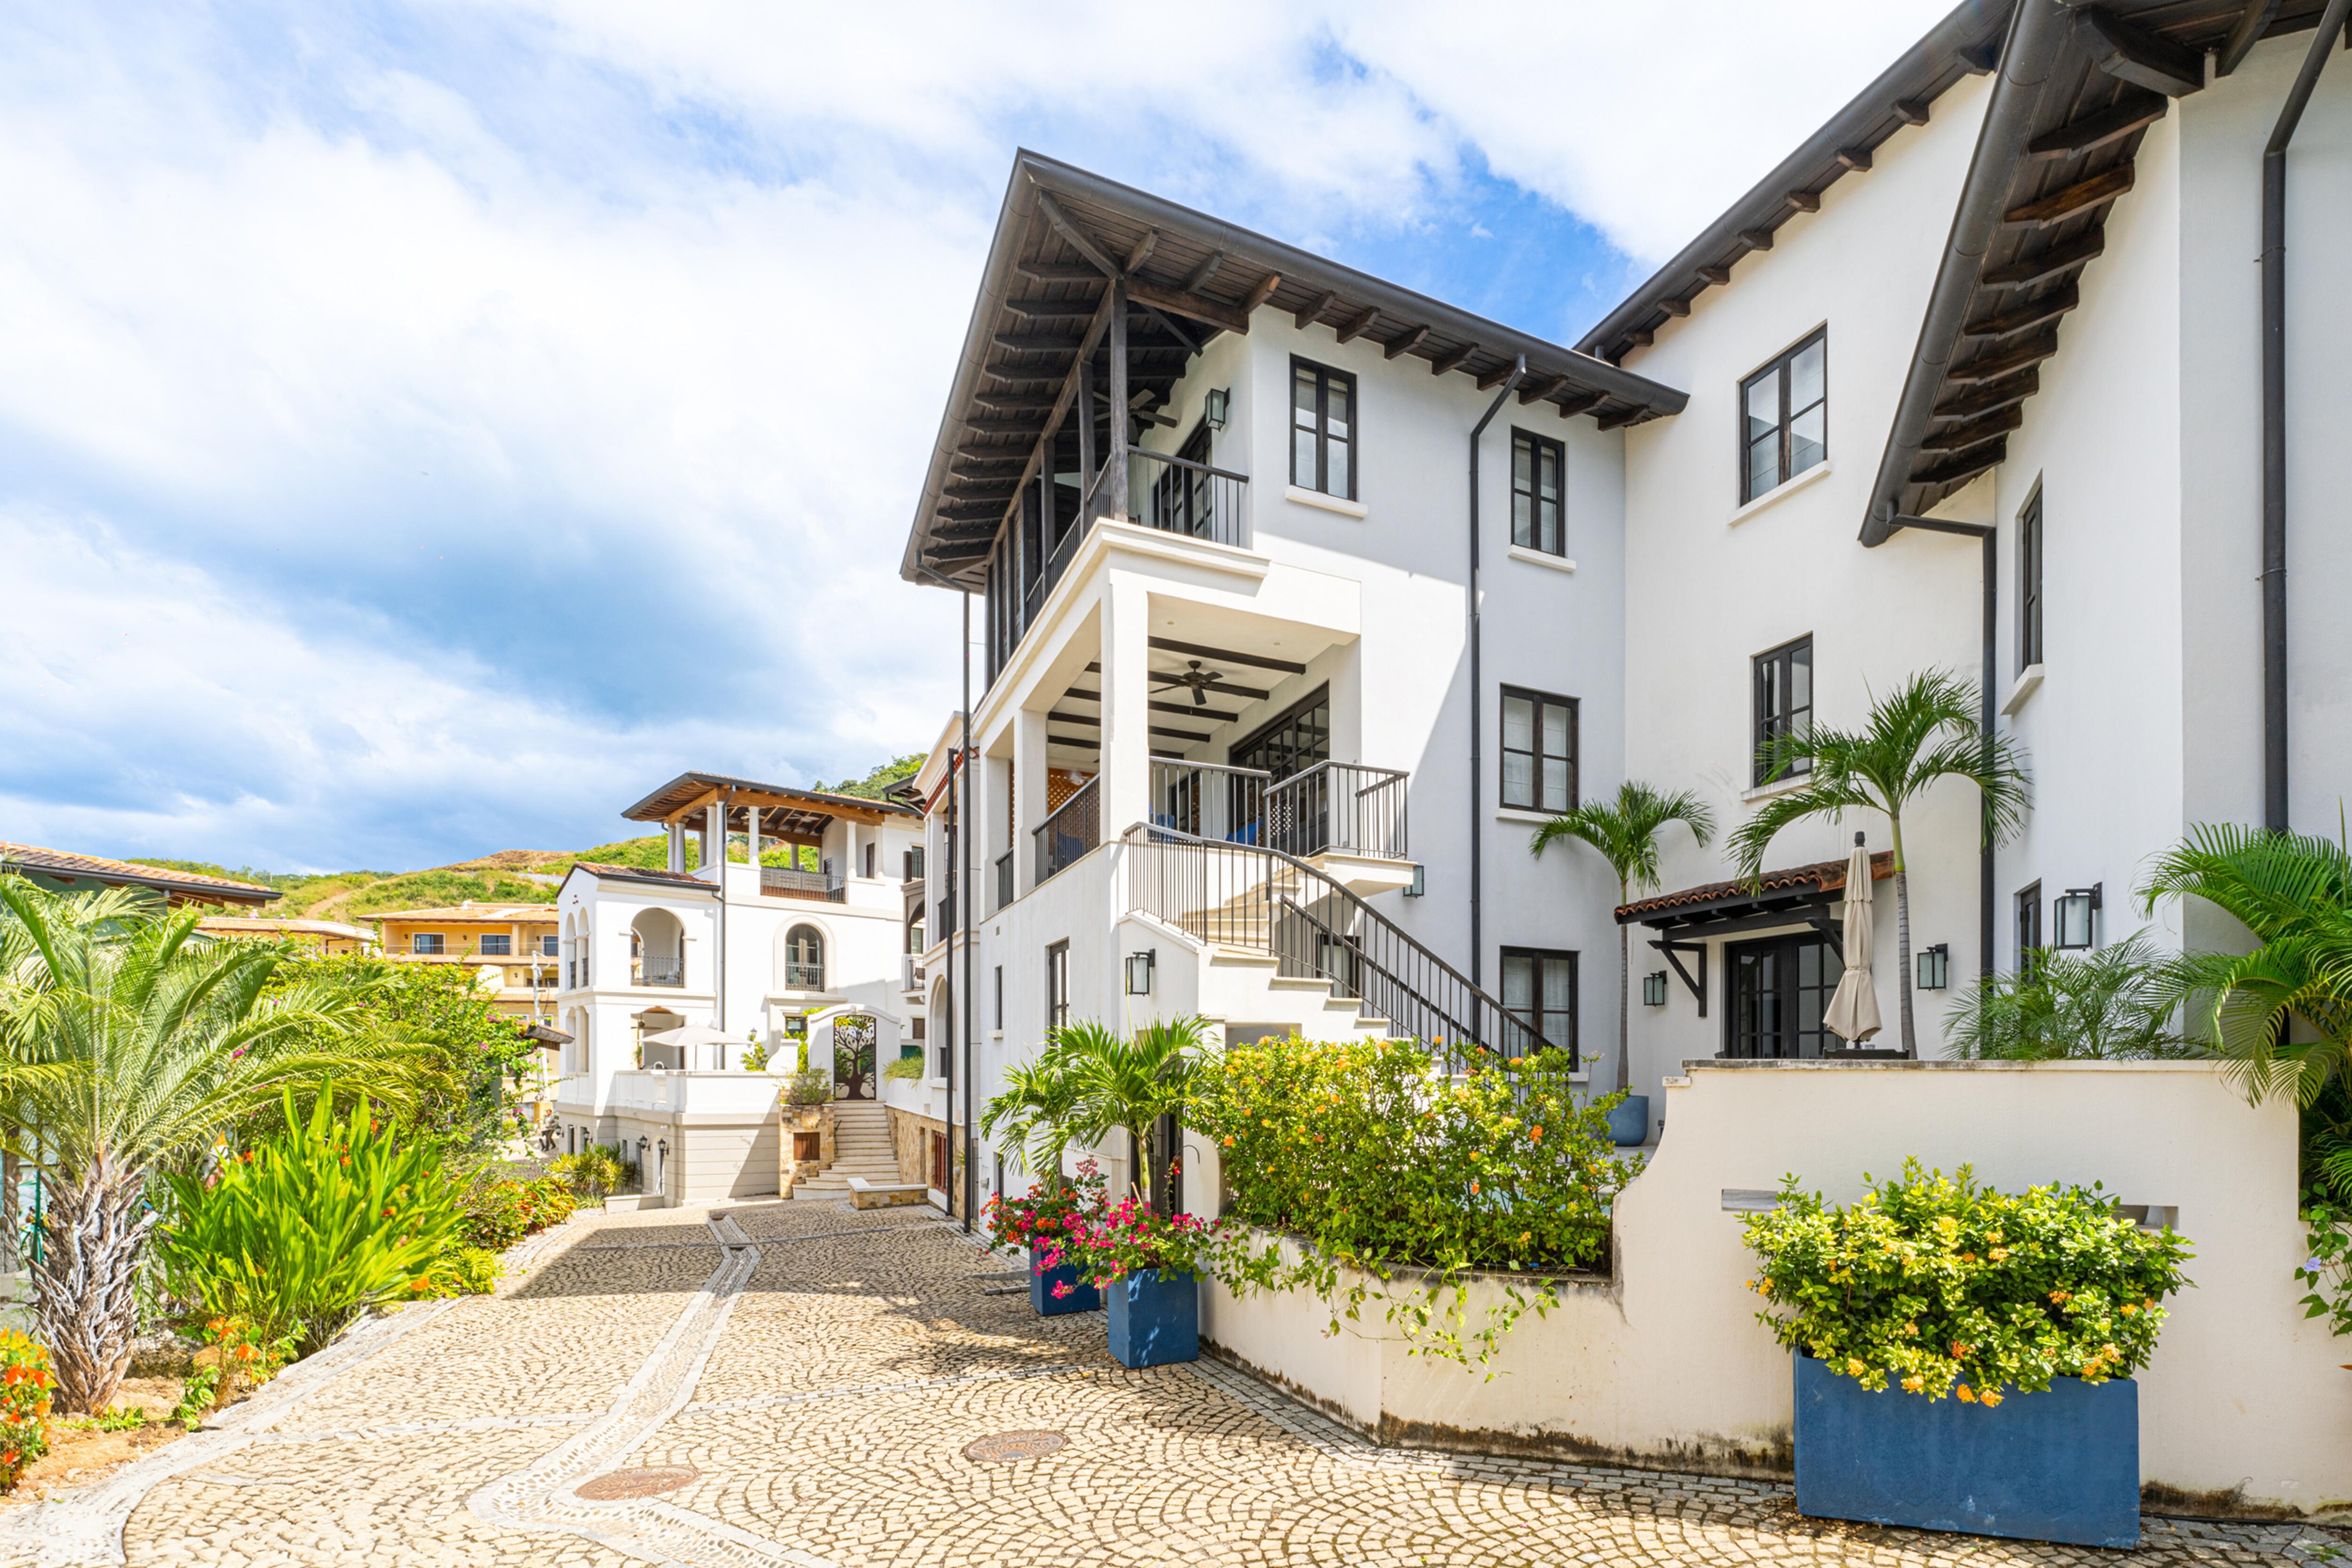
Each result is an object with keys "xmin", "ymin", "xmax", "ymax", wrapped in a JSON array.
[{"xmin": 1724, "ymin": 933, "xmax": 1835, "ymax": 1058}]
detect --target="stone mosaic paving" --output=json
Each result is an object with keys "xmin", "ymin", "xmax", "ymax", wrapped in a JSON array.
[{"xmin": 0, "ymin": 1199, "xmax": 2341, "ymax": 1567}]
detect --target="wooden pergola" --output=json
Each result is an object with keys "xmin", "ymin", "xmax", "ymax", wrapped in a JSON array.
[{"xmin": 621, "ymin": 771, "xmax": 914, "ymax": 855}]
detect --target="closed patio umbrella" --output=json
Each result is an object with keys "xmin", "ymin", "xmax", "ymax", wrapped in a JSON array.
[
  {"xmin": 642, "ymin": 1024, "xmax": 735, "ymax": 1070},
  {"xmin": 1822, "ymin": 833, "xmax": 1883, "ymax": 1046}
]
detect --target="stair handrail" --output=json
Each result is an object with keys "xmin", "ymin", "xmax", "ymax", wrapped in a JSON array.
[{"xmin": 1119, "ymin": 821, "xmax": 1567, "ymax": 1068}]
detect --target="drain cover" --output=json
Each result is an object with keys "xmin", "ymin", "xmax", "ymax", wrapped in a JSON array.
[
  {"xmin": 576, "ymin": 1466, "xmax": 699, "ymax": 1500},
  {"xmin": 961, "ymin": 1429, "xmax": 1066, "ymax": 1464}
]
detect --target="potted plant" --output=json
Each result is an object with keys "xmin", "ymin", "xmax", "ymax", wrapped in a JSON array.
[
  {"xmin": 983, "ymin": 1162, "xmax": 1106, "ymax": 1316},
  {"xmin": 1065, "ymin": 1193, "xmax": 1217, "ymax": 1367},
  {"xmin": 1743, "ymin": 1159, "xmax": 2192, "ymax": 1548}
]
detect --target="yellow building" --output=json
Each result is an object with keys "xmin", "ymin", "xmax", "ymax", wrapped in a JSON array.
[
  {"xmin": 194, "ymin": 915, "xmax": 377, "ymax": 953},
  {"xmin": 370, "ymin": 902, "xmax": 561, "ymax": 1021}
]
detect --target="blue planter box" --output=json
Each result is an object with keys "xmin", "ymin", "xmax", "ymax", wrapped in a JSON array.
[
  {"xmin": 1029, "ymin": 1245, "xmax": 1099, "ymax": 1316},
  {"xmin": 1793, "ymin": 1356, "xmax": 2139, "ymax": 1548},
  {"xmin": 1106, "ymin": 1268, "xmax": 1199, "ymax": 1367}
]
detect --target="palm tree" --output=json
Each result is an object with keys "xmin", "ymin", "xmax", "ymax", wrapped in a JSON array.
[
  {"xmin": 2138, "ymin": 823, "xmax": 2352, "ymax": 1108},
  {"xmin": 979, "ymin": 1053, "xmax": 1083, "ymax": 1179},
  {"xmin": 1944, "ymin": 932, "xmax": 2201, "ymax": 1061},
  {"xmin": 1531, "ymin": 783, "xmax": 1716, "ymax": 1094},
  {"xmin": 1727, "ymin": 669, "xmax": 2029, "ymax": 1057},
  {"xmin": 0, "ymin": 879, "xmax": 423, "ymax": 1413},
  {"xmin": 1044, "ymin": 1016, "xmax": 1208, "ymax": 1210}
]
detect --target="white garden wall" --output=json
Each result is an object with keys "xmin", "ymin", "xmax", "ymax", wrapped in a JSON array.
[{"xmin": 1201, "ymin": 1060, "xmax": 2350, "ymax": 1517}]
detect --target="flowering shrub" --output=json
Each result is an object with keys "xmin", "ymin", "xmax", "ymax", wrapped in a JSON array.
[
  {"xmin": 1743, "ymin": 1160, "xmax": 2194, "ymax": 1402},
  {"xmin": 1063, "ymin": 1197, "xmax": 1217, "ymax": 1286},
  {"xmin": 459, "ymin": 1175, "xmax": 576, "ymax": 1251},
  {"xmin": 548, "ymin": 1146, "xmax": 625, "ymax": 1201},
  {"xmin": 1184, "ymin": 1035, "xmax": 1629, "ymax": 1368},
  {"xmin": 0, "ymin": 1332, "xmax": 54, "ymax": 1491},
  {"xmin": 984, "ymin": 1162, "xmax": 1107, "ymax": 1267}
]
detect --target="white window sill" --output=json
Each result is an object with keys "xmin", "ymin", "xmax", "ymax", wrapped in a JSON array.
[
  {"xmin": 1506, "ymin": 545, "xmax": 1578, "ymax": 574},
  {"xmin": 2002, "ymin": 664, "xmax": 2044, "ymax": 717},
  {"xmin": 1496, "ymin": 805, "xmax": 1568, "ymax": 826},
  {"xmin": 1740, "ymin": 772, "xmax": 1814, "ymax": 804},
  {"xmin": 1727, "ymin": 459, "xmax": 1833, "ymax": 527},
  {"xmin": 1285, "ymin": 484, "xmax": 1368, "ymax": 519}
]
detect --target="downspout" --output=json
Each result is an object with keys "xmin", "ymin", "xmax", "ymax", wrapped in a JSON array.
[
  {"xmin": 1467, "ymin": 356, "xmax": 1526, "ymax": 990},
  {"xmin": 960, "ymin": 589, "xmax": 976, "ymax": 1233},
  {"xmin": 716, "ymin": 788, "xmax": 731, "ymax": 1042},
  {"xmin": 2260, "ymin": 0, "xmax": 2352, "ymax": 833}
]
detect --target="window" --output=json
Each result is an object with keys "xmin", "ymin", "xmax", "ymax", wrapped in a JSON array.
[
  {"xmin": 411, "ymin": 933, "xmax": 444, "ymax": 956},
  {"xmin": 1229, "ymin": 685, "xmax": 1330, "ymax": 784},
  {"xmin": 1740, "ymin": 329, "xmax": 1828, "ymax": 503},
  {"xmin": 1290, "ymin": 358, "xmax": 1356, "ymax": 499},
  {"xmin": 2018, "ymin": 486, "xmax": 2044, "ymax": 671},
  {"xmin": 539, "ymin": 934, "xmax": 559, "ymax": 956},
  {"xmin": 785, "ymin": 925, "xmax": 825, "ymax": 991},
  {"xmin": 1501, "ymin": 688, "xmax": 1577, "ymax": 812},
  {"xmin": 1752, "ymin": 636, "xmax": 1813, "ymax": 786},
  {"xmin": 479, "ymin": 934, "xmax": 512, "ymax": 956},
  {"xmin": 1726, "ymin": 933, "xmax": 1837, "ymax": 1058},
  {"xmin": 863, "ymin": 843, "xmax": 877, "ymax": 879},
  {"xmin": 905, "ymin": 847, "xmax": 925, "ymax": 881},
  {"xmin": 1500, "ymin": 948, "xmax": 1577, "ymax": 1057},
  {"xmin": 1510, "ymin": 430, "xmax": 1565, "ymax": 555},
  {"xmin": 993, "ymin": 965, "xmax": 1004, "ymax": 1031},
  {"xmin": 1045, "ymin": 942, "xmax": 1070, "ymax": 1031},
  {"xmin": 2016, "ymin": 882, "xmax": 2043, "ymax": 972}
]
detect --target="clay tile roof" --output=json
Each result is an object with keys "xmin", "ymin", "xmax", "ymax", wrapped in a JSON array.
[
  {"xmin": 1616, "ymin": 851, "xmax": 1893, "ymax": 924},
  {"xmin": 367, "ymin": 904, "xmax": 557, "ymax": 923},
  {"xmin": 569, "ymin": 862, "xmax": 717, "ymax": 890},
  {"xmin": 0, "ymin": 843, "xmax": 280, "ymax": 907},
  {"xmin": 196, "ymin": 915, "xmax": 376, "ymax": 942}
]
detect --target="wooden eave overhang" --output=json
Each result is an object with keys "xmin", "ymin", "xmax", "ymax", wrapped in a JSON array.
[
  {"xmin": 1617, "ymin": 852, "xmax": 1894, "ymax": 933},
  {"xmin": 900, "ymin": 151, "xmax": 1688, "ymax": 590},
  {"xmin": 1865, "ymin": 0, "xmax": 2340, "ymax": 542},
  {"xmin": 619, "ymin": 771, "xmax": 917, "ymax": 839},
  {"xmin": 1577, "ymin": 0, "xmax": 2020, "ymax": 367},
  {"xmin": 0, "ymin": 841, "xmax": 281, "ymax": 908}
]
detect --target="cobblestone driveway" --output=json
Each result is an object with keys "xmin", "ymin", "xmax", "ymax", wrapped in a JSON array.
[{"xmin": 3, "ymin": 1201, "xmax": 2339, "ymax": 1567}]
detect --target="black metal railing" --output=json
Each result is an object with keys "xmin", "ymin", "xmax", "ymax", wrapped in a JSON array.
[
  {"xmin": 995, "ymin": 849, "xmax": 1014, "ymax": 910},
  {"xmin": 761, "ymin": 865, "xmax": 846, "ymax": 902},
  {"xmin": 1151, "ymin": 758, "xmax": 1268, "ymax": 844},
  {"xmin": 1266, "ymin": 761, "xmax": 1410, "ymax": 860},
  {"xmin": 1122, "ymin": 823, "xmax": 1567, "ymax": 1072},
  {"xmin": 1122, "ymin": 447, "xmax": 1248, "ymax": 548},
  {"xmin": 632, "ymin": 956, "xmax": 684, "ymax": 988},
  {"xmin": 1033, "ymin": 776, "xmax": 1101, "ymax": 883},
  {"xmin": 785, "ymin": 962, "xmax": 824, "ymax": 990}
]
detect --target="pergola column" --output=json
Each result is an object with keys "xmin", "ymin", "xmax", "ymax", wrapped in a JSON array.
[
  {"xmin": 667, "ymin": 821, "xmax": 684, "ymax": 873},
  {"xmin": 704, "ymin": 800, "xmax": 725, "ymax": 882},
  {"xmin": 1098, "ymin": 575, "xmax": 1152, "ymax": 836}
]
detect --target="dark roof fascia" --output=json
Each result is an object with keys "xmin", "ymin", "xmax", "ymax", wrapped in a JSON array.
[
  {"xmin": 569, "ymin": 862, "xmax": 720, "ymax": 895},
  {"xmin": 619, "ymin": 771, "xmax": 919, "ymax": 824},
  {"xmin": 1861, "ymin": 0, "xmax": 2074, "ymax": 546},
  {"xmin": 899, "ymin": 151, "xmax": 1689, "ymax": 589},
  {"xmin": 0, "ymin": 855, "xmax": 281, "ymax": 908},
  {"xmin": 1577, "ymin": 0, "xmax": 2019, "ymax": 365}
]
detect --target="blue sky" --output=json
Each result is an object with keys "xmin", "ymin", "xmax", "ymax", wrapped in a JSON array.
[{"xmin": 0, "ymin": 0, "xmax": 1948, "ymax": 873}]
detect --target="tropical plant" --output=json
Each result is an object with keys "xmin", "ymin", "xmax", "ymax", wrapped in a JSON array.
[
  {"xmin": 428, "ymin": 1246, "xmax": 504, "ymax": 1296},
  {"xmin": 1531, "ymin": 782, "xmax": 1716, "ymax": 1093},
  {"xmin": 0, "ymin": 1331, "xmax": 55, "ymax": 1491},
  {"xmin": 742, "ymin": 1038, "xmax": 771, "ymax": 1073},
  {"xmin": 456, "ymin": 1174, "xmax": 575, "ymax": 1251},
  {"xmin": 1743, "ymin": 1160, "xmax": 2193, "ymax": 1402},
  {"xmin": 1944, "ymin": 933, "xmax": 2202, "ymax": 1061},
  {"xmin": 783, "ymin": 1068, "xmax": 832, "ymax": 1106},
  {"xmin": 882, "ymin": 1053, "xmax": 926, "ymax": 1081},
  {"xmin": 0, "ymin": 880, "xmax": 425, "ymax": 1413},
  {"xmin": 1729, "ymin": 669, "xmax": 2030, "ymax": 1056},
  {"xmin": 1043, "ymin": 1016, "xmax": 1208, "ymax": 1208},
  {"xmin": 979, "ymin": 1053, "xmax": 1085, "ymax": 1176},
  {"xmin": 155, "ymin": 1085, "xmax": 463, "ymax": 1356},
  {"xmin": 548, "ymin": 1146, "xmax": 625, "ymax": 1202}
]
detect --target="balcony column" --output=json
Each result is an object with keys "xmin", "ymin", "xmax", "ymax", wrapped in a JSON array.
[
  {"xmin": 1098, "ymin": 575, "xmax": 1152, "ymax": 836},
  {"xmin": 1012, "ymin": 705, "xmax": 1049, "ymax": 893},
  {"xmin": 704, "ymin": 800, "xmax": 725, "ymax": 883},
  {"xmin": 1106, "ymin": 278, "xmax": 1130, "ymax": 521},
  {"xmin": 667, "ymin": 821, "xmax": 684, "ymax": 873},
  {"xmin": 746, "ymin": 806, "xmax": 762, "ymax": 873}
]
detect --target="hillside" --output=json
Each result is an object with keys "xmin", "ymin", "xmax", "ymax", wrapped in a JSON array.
[{"xmin": 133, "ymin": 836, "xmax": 683, "ymax": 921}]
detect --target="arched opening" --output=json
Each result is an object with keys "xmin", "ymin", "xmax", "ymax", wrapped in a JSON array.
[
  {"xmin": 782, "ymin": 924, "xmax": 826, "ymax": 991},
  {"xmin": 630, "ymin": 908, "xmax": 686, "ymax": 988}
]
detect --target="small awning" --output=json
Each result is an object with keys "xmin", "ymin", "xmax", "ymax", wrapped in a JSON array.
[
  {"xmin": 519, "ymin": 1023, "xmax": 572, "ymax": 1045},
  {"xmin": 1617, "ymin": 852, "xmax": 1893, "ymax": 942}
]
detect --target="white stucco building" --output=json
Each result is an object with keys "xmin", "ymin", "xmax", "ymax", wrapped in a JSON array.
[{"xmin": 898, "ymin": 0, "xmax": 2352, "ymax": 1212}]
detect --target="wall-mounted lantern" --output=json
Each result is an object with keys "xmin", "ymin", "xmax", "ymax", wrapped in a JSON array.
[
  {"xmin": 1404, "ymin": 863, "xmax": 1425, "ymax": 898},
  {"xmin": 1917, "ymin": 942, "xmax": 1949, "ymax": 991},
  {"xmin": 2054, "ymin": 883, "xmax": 2102, "ymax": 950},
  {"xmin": 1642, "ymin": 971, "xmax": 1669, "ymax": 1007},
  {"xmin": 1125, "ymin": 950, "xmax": 1156, "ymax": 996},
  {"xmin": 1204, "ymin": 388, "xmax": 1230, "ymax": 430}
]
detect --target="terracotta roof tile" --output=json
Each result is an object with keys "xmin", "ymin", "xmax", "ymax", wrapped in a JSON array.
[
  {"xmin": 0, "ymin": 842, "xmax": 280, "ymax": 906},
  {"xmin": 1616, "ymin": 851, "xmax": 1893, "ymax": 923}
]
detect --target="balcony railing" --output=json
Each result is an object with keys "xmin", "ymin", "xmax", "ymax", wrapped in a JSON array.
[
  {"xmin": 761, "ymin": 865, "xmax": 846, "ymax": 902},
  {"xmin": 1028, "ymin": 451, "xmax": 1251, "ymax": 632},
  {"xmin": 784, "ymin": 962, "xmax": 825, "ymax": 990},
  {"xmin": 1153, "ymin": 759, "xmax": 1410, "ymax": 862},
  {"xmin": 995, "ymin": 850, "xmax": 1014, "ymax": 911},
  {"xmin": 633, "ymin": 956, "xmax": 684, "ymax": 988},
  {"xmin": 1033, "ymin": 776, "xmax": 1101, "ymax": 884}
]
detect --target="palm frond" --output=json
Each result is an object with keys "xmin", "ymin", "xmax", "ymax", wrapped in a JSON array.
[{"xmin": 1530, "ymin": 781, "xmax": 1715, "ymax": 895}]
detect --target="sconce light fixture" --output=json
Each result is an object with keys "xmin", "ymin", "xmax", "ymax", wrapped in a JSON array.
[
  {"xmin": 1917, "ymin": 942, "xmax": 1949, "ymax": 991},
  {"xmin": 2054, "ymin": 883, "xmax": 2102, "ymax": 950},
  {"xmin": 1204, "ymin": 388, "xmax": 1230, "ymax": 429},
  {"xmin": 1125, "ymin": 950, "xmax": 1156, "ymax": 996},
  {"xmin": 1642, "ymin": 971, "xmax": 1669, "ymax": 1007},
  {"xmin": 1404, "ymin": 863, "xmax": 1425, "ymax": 897}
]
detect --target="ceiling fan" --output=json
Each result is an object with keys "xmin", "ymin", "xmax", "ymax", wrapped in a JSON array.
[{"xmin": 1152, "ymin": 660, "xmax": 1225, "ymax": 708}]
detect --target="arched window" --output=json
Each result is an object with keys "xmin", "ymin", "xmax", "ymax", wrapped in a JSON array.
[{"xmin": 785, "ymin": 925, "xmax": 825, "ymax": 991}]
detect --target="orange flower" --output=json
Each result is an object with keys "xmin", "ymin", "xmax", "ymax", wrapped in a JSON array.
[{"xmin": 1955, "ymin": 1384, "xmax": 1978, "ymax": 1403}]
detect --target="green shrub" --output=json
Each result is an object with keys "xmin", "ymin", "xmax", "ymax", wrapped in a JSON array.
[
  {"xmin": 1185, "ymin": 1035, "xmax": 1629, "ymax": 1368},
  {"xmin": 784, "ymin": 1068, "xmax": 832, "ymax": 1105},
  {"xmin": 0, "ymin": 1331, "xmax": 55, "ymax": 1491},
  {"xmin": 883, "ymin": 1053, "xmax": 925, "ymax": 1081},
  {"xmin": 1742, "ymin": 1160, "xmax": 2193, "ymax": 1403},
  {"xmin": 431, "ymin": 1246, "xmax": 504, "ymax": 1295},
  {"xmin": 548, "ymin": 1146, "xmax": 625, "ymax": 1201},
  {"xmin": 743, "ymin": 1040, "xmax": 771, "ymax": 1073},
  {"xmin": 156, "ymin": 1086, "xmax": 463, "ymax": 1355},
  {"xmin": 2299, "ymin": 1193, "xmax": 2352, "ymax": 1339},
  {"xmin": 459, "ymin": 1175, "xmax": 576, "ymax": 1251}
]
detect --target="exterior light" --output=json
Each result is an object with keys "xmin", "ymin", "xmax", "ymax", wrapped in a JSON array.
[
  {"xmin": 1917, "ymin": 943, "xmax": 1949, "ymax": 991},
  {"xmin": 2054, "ymin": 884, "xmax": 2102, "ymax": 950},
  {"xmin": 1404, "ymin": 863, "xmax": 1425, "ymax": 897},
  {"xmin": 1125, "ymin": 950, "xmax": 1155, "ymax": 996},
  {"xmin": 1204, "ymin": 388, "xmax": 1230, "ymax": 429},
  {"xmin": 1642, "ymin": 971, "xmax": 1669, "ymax": 1007}
]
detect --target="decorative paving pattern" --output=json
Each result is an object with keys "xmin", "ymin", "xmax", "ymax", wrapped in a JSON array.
[{"xmin": 0, "ymin": 1199, "xmax": 2339, "ymax": 1567}]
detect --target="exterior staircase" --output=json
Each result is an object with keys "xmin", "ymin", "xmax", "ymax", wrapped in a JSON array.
[{"xmin": 790, "ymin": 1099, "xmax": 905, "ymax": 1200}]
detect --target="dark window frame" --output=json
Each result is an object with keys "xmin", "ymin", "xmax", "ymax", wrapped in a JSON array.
[
  {"xmin": 2018, "ymin": 484, "xmax": 2044, "ymax": 672},
  {"xmin": 1499, "ymin": 946, "xmax": 1578, "ymax": 1058},
  {"xmin": 1510, "ymin": 428, "xmax": 1566, "ymax": 556},
  {"xmin": 1499, "ymin": 686, "xmax": 1579, "ymax": 813},
  {"xmin": 1045, "ymin": 941, "xmax": 1070, "ymax": 1032},
  {"xmin": 1752, "ymin": 635, "xmax": 1814, "ymax": 788},
  {"xmin": 1289, "ymin": 356, "xmax": 1358, "ymax": 500},
  {"xmin": 1228, "ymin": 682, "xmax": 1331, "ymax": 784},
  {"xmin": 1739, "ymin": 328, "xmax": 1829, "ymax": 504},
  {"xmin": 2016, "ymin": 882, "xmax": 2043, "ymax": 973},
  {"xmin": 1723, "ymin": 931, "xmax": 1839, "ymax": 1059},
  {"xmin": 993, "ymin": 965, "xmax": 1003, "ymax": 1032},
  {"xmin": 479, "ymin": 934, "xmax": 512, "ymax": 957},
  {"xmin": 411, "ymin": 933, "xmax": 444, "ymax": 956}
]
